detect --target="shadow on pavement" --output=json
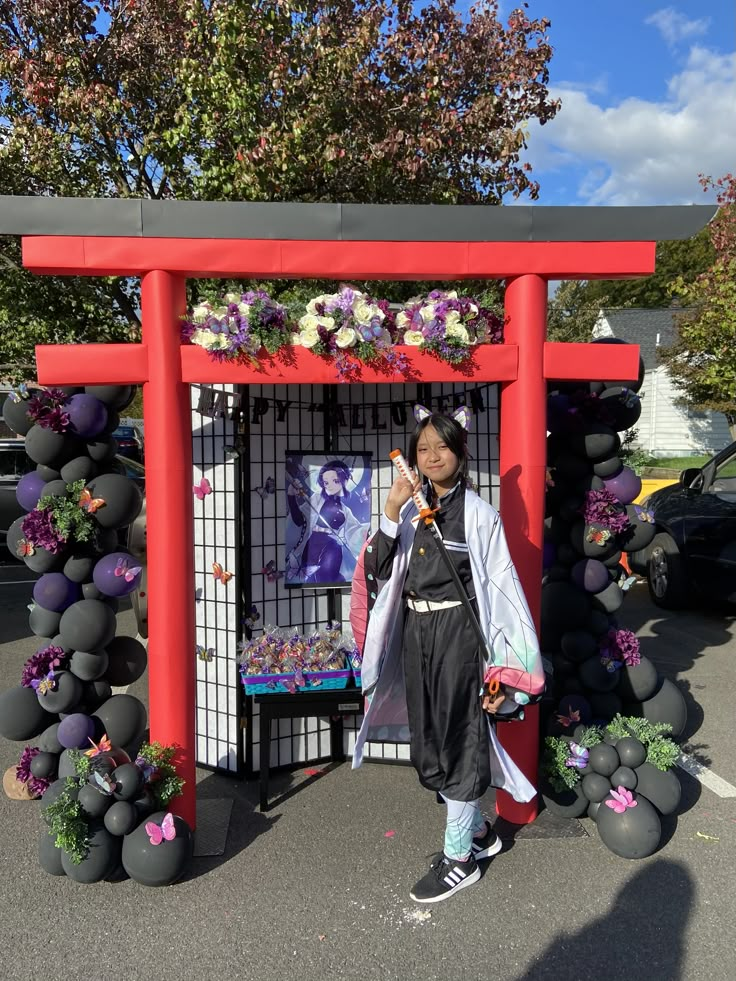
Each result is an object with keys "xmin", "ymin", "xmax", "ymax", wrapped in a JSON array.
[{"xmin": 512, "ymin": 858, "xmax": 695, "ymax": 981}]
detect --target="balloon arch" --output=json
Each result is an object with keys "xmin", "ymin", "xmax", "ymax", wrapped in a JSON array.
[{"xmin": 2, "ymin": 196, "xmax": 715, "ymax": 829}]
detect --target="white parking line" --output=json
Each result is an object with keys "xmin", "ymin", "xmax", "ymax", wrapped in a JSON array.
[
  {"xmin": 1, "ymin": 579, "xmax": 38, "ymax": 585},
  {"xmin": 677, "ymin": 752, "xmax": 736, "ymax": 798}
]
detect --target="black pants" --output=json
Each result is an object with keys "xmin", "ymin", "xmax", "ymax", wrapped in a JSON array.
[{"xmin": 402, "ymin": 604, "xmax": 491, "ymax": 802}]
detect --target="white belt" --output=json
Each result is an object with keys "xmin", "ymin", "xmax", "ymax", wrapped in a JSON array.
[{"xmin": 406, "ymin": 598, "xmax": 462, "ymax": 613}]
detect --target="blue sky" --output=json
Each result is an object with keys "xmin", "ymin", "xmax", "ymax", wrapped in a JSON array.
[{"xmin": 507, "ymin": 0, "xmax": 736, "ymax": 206}]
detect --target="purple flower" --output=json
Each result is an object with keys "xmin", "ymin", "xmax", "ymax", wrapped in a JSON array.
[
  {"xmin": 580, "ymin": 490, "xmax": 630, "ymax": 534},
  {"xmin": 27, "ymin": 389, "xmax": 71, "ymax": 431},
  {"xmin": 30, "ymin": 669, "xmax": 57, "ymax": 696},
  {"xmin": 21, "ymin": 645, "xmax": 67, "ymax": 687},
  {"xmin": 600, "ymin": 628, "xmax": 641, "ymax": 668},
  {"xmin": 21, "ymin": 508, "xmax": 66, "ymax": 553},
  {"xmin": 16, "ymin": 745, "xmax": 50, "ymax": 797}
]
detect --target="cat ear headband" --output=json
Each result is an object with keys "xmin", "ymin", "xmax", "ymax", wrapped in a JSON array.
[{"xmin": 413, "ymin": 403, "xmax": 471, "ymax": 431}]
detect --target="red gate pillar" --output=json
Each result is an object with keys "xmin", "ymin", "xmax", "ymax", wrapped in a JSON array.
[
  {"xmin": 497, "ymin": 273, "xmax": 548, "ymax": 823},
  {"xmin": 140, "ymin": 271, "xmax": 197, "ymax": 828}
]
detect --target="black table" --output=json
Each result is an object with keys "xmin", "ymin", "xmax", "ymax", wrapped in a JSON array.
[{"xmin": 254, "ymin": 687, "xmax": 364, "ymax": 811}]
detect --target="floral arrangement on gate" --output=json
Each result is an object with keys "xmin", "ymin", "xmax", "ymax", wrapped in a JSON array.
[
  {"xmin": 19, "ymin": 480, "xmax": 99, "ymax": 556},
  {"xmin": 181, "ymin": 286, "xmax": 504, "ymax": 375},
  {"xmin": 237, "ymin": 622, "xmax": 355, "ymax": 690}
]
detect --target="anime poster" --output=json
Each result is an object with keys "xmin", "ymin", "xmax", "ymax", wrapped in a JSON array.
[{"xmin": 284, "ymin": 452, "xmax": 372, "ymax": 587}]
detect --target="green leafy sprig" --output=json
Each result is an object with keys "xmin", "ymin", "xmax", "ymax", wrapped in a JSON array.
[
  {"xmin": 541, "ymin": 737, "xmax": 581, "ymax": 793},
  {"xmin": 43, "ymin": 778, "xmax": 90, "ymax": 864},
  {"xmin": 138, "ymin": 742, "xmax": 185, "ymax": 808},
  {"xmin": 38, "ymin": 479, "xmax": 97, "ymax": 544},
  {"xmin": 604, "ymin": 715, "xmax": 680, "ymax": 772}
]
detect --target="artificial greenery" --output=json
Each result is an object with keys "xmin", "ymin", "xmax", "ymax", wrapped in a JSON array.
[
  {"xmin": 605, "ymin": 714, "xmax": 680, "ymax": 771},
  {"xmin": 541, "ymin": 738, "xmax": 582, "ymax": 793},
  {"xmin": 67, "ymin": 749, "xmax": 92, "ymax": 782},
  {"xmin": 37, "ymin": 479, "xmax": 97, "ymax": 544},
  {"xmin": 43, "ymin": 778, "xmax": 89, "ymax": 864},
  {"xmin": 138, "ymin": 742, "xmax": 185, "ymax": 808}
]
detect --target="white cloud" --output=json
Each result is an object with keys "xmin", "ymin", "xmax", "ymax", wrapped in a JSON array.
[
  {"xmin": 525, "ymin": 47, "xmax": 736, "ymax": 205},
  {"xmin": 645, "ymin": 7, "xmax": 711, "ymax": 47}
]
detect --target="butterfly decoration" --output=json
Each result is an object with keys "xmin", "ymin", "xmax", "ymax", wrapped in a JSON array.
[
  {"xmin": 633, "ymin": 505, "xmax": 655, "ymax": 524},
  {"xmin": 145, "ymin": 811, "xmax": 177, "ymax": 845},
  {"xmin": 564, "ymin": 742, "xmax": 590, "ymax": 770},
  {"xmin": 585, "ymin": 526, "xmax": 612, "ymax": 547},
  {"xmin": 619, "ymin": 575, "xmax": 638, "ymax": 593},
  {"xmin": 224, "ymin": 442, "xmax": 244, "ymax": 460},
  {"xmin": 605, "ymin": 786, "xmax": 638, "ymax": 813},
  {"xmin": 78, "ymin": 487, "xmax": 106, "ymax": 514},
  {"xmin": 212, "ymin": 562, "xmax": 234, "ymax": 585},
  {"xmin": 545, "ymin": 467, "xmax": 556, "ymax": 488},
  {"xmin": 620, "ymin": 389, "xmax": 639, "ymax": 409},
  {"xmin": 16, "ymin": 539, "xmax": 35, "ymax": 558},
  {"xmin": 134, "ymin": 755, "xmax": 158, "ymax": 784},
  {"xmin": 193, "ymin": 477, "xmax": 212, "ymax": 500},
  {"xmin": 262, "ymin": 560, "xmax": 284, "ymax": 583},
  {"xmin": 114, "ymin": 556, "xmax": 142, "ymax": 583},
  {"xmin": 195, "ymin": 587, "xmax": 203, "ymax": 604},
  {"xmin": 280, "ymin": 677, "xmax": 297, "ymax": 693},
  {"xmin": 92, "ymin": 771, "xmax": 118, "ymax": 796},
  {"xmin": 243, "ymin": 604, "xmax": 260, "ymax": 629},
  {"xmin": 255, "ymin": 476, "xmax": 276, "ymax": 501},
  {"xmin": 556, "ymin": 707, "xmax": 581, "ymax": 728},
  {"xmin": 8, "ymin": 383, "xmax": 29, "ymax": 403},
  {"xmin": 85, "ymin": 734, "xmax": 112, "ymax": 758},
  {"xmin": 600, "ymin": 654, "xmax": 624, "ymax": 673},
  {"xmin": 31, "ymin": 671, "xmax": 56, "ymax": 696},
  {"xmin": 196, "ymin": 644, "xmax": 215, "ymax": 662}
]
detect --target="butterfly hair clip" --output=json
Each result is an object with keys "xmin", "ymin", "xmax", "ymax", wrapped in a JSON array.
[
  {"xmin": 262, "ymin": 559, "xmax": 284, "ymax": 583},
  {"xmin": 585, "ymin": 526, "xmax": 612, "ymax": 546},
  {"xmin": 114, "ymin": 556, "xmax": 142, "ymax": 584},
  {"xmin": 193, "ymin": 477, "xmax": 212, "ymax": 500},
  {"xmin": 145, "ymin": 812, "xmax": 177, "ymax": 845},
  {"xmin": 196, "ymin": 644, "xmax": 215, "ymax": 662},
  {"xmin": 212, "ymin": 562, "xmax": 233, "ymax": 585},
  {"xmin": 79, "ymin": 487, "xmax": 106, "ymax": 514},
  {"xmin": 255, "ymin": 476, "xmax": 276, "ymax": 501}
]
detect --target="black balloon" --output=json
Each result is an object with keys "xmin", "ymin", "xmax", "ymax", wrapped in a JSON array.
[
  {"xmin": 24, "ymin": 546, "xmax": 69, "ymax": 575},
  {"xmin": 58, "ymin": 599, "xmax": 117, "ymax": 652},
  {"xmin": 540, "ymin": 780, "xmax": 589, "ymax": 818},
  {"xmin": 104, "ymin": 636, "xmax": 147, "ymax": 687},
  {"xmin": 78, "ymin": 783, "xmax": 114, "ymax": 820},
  {"xmin": 36, "ymin": 464, "xmax": 61, "ymax": 481},
  {"xmin": 618, "ymin": 506, "xmax": 658, "ymax": 552},
  {"xmin": 40, "ymin": 478, "xmax": 69, "ymax": 498},
  {"xmin": 87, "ymin": 473, "xmax": 143, "ymax": 530},
  {"xmin": 632, "ymin": 678, "xmax": 688, "ymax": 740},
  {"xmin": 616, "ymin": 737, "xmax": 648, "ymax": 769},
  {"xmin": 29, "ymin": 605, "xmax": 62, "ymax": 639},
  {"xmin": 0, "ymin": 685, "xmax": 52, "ymax": 740},
  {"xmin": 561, "ymin": 630, "xmax": 598, "ymax": 663},
  {"xmin": 568, "ymin": 424, "xmax": 620, "ymax": 463},
  {"xmin": 30, "ymin": 751, "xmax": 59, "ymax": 780},
  {"xmin": 588, "ymin": 743, "xmax": 620, "ymax": 777},
  {"xmin": 38, "ymin": 829, "xmax": 66, "ymax": 877},
  {"xmin": 593, "ymin": 456, "xmax": 622, "ymax": 479},
  {"xmin": 633, "ymin": 762, "xmax": 682, "ymax": 815},
  {"xmin": 610, "ymin": 766, "xmax": 638, "ymax": 790},
  {"xmin": 69, "ymin": 649, "xmax": 109, "ymax": 682},
  {"xmin": 24, "ymin": 426, "xmax": 75, "ymax": 467},
  {"xmin": 579, "ymin": 656, "xmax": 620, "ymax": 694},
  {"xmin": 598, "ymin": 386, "xmax": 642, "ymax": 430},
  {"xmin": 104, "ymin": 800, "xmax": 138, "ymax": 836},
  {"xmin": 35, "ymin": 670, "xmax": 82, "ymax": 715},
  {"xmin": 595, "ymin": 791, "xmax": 661, "ymax": 859},
  {"xmin": 38, "ymin": 722, "xmax": 64, "ymax": 754},
  {"xmin": 589, "ymin": 691, "xmax": 623, "ymax": 720},
  {"xmin": 61, "ymin": 822, "xmax": 121, "ymax": 883},
  {"xmin": 60, "ymin": 455, "xmax": 99, "ymax": 485},
  {"xmin": 63, "ymin": 552, "xmax": 96, "ymax": 583},
  {"xmin": 590, "ymin": 581, "xmax": 625, "ymax": 614},
  {"xmin": 582, "ymin": 772, "xmax": 612, "ymax": 802},
  {"xmin": 569, "ymin": 519, "xmax": 621, "ymax": 561},
  {"xmin": 93, "ymin": 694, "xmax": 147, "ymax": 749},
  {"xmin": 85, "ymin": 437, "xmax": 118, "ymax": 463},
  {"xmin": 616, "ymin": 657, "xmax": 659, "ymax": 702},
  {"xmin": 112, "ymin": 763, "xmax": 144, "ymax": 801},
  {"xmin": 2, "ymin": 391, "xmax": 38, "ymax": 435},
  {"xmin": 121, "ymin": 812, "xmax": 193, "ymax": 886},
  {"xmin": 85, "ymin": 385, "xmax": 136, "ymax": 411}
]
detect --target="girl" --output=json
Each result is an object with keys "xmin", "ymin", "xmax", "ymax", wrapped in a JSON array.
[{"xmin": 351, "ymin": 407, "xmax": 544, "ymax": 903}]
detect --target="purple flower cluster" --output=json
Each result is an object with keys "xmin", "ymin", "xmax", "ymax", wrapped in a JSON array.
[
  {"xmin": 16, "ymin": 746, "xmax": 51, "ymax": 797},
  {"xmin": 580, "ymin": 490, "xmax": 630, "ymax": 534},
  {"xmin": 27, "ymin": 389, "xmax": 71, "ymax": 432},
  {"xmin": 20, "ymin": 507, "xmax": 66, "ymax": 553},
  {"xmin": 600, "ymin": 628, "xmax": 641, "ymax": 670},
  {"xmin": 21, "ymin": 645, "xmax": 67, "ymax": 688}
]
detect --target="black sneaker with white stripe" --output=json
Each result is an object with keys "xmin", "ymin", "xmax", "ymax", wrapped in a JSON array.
[
  {"xmin": 410, "ymin": 853, "xmax": 481, "ymax": 903},
  {"xmin": 471, "ymin": 821, "xmax": 503, "ymax": 861}
]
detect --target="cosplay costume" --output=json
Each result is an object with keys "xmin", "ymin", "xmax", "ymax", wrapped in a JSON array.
[{"xmin": 351, "ymin": 481, "xmax": 544, "ymax": 804}]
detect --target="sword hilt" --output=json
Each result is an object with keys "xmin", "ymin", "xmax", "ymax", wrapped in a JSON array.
[{"xmin": 389, "ymin": 450, "xmax": 436, "ymax": 523}]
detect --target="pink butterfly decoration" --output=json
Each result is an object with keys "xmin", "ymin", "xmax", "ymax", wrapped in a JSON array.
[
  {"xmin": 193, "ymin": 477, "xmax": 212, "ymax": 500},
  {"xmin": 556, "ymin": 708, "xmax": 581, "ymax": 728},
  {"xmin": 114, "ymin": 557, "xmax": 142, "ymax": 583},
  {"xmin": 605, "ymin": 786, "xmax": 638, "ymax": 814},
  {"xmin": 145, "ymin": 811, "xmax": 177, "ymax": 845}
]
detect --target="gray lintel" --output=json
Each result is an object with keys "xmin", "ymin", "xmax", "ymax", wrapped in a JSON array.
[{"xmin": 0, "ymin": 195, "xmax": 717, "ymax": 243}]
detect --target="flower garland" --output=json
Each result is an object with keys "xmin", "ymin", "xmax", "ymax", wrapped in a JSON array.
[{"xmin": 182, "ymin": 287, "xmax": 503, "ymax": 373}]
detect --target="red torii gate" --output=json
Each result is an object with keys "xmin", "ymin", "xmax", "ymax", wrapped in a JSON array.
[{"xmin": 14, "ymin": 200, "xmax": 713, "ymax": 829}]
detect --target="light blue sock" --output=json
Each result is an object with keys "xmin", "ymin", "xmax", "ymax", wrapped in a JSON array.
[{"xmin": 440, "ymin": 794, "xmax": 483, "ymax": 861}]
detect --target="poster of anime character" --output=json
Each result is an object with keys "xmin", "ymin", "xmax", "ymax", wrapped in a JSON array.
[{"xmin": 284, "ymin": 452, "xmax": 372, "ymax": 587}]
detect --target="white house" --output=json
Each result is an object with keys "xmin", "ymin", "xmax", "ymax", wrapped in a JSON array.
[{"xmin": 592, "ymin": 308, "xmax": 731, "ymax": 458}]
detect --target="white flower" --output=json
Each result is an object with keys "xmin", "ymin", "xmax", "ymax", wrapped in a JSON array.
[
  {"xmin": 190, "ymin": 328, "xmax": 212, "ymax": 348},
  {"xmin": 212, "ymin": 333, "xmax": 231, "ymax": 350},
  {"xmin": 212, "ymin": 306, "xmax": 229, "ymax": 318},
  {"xmin": 237, "ymin": 302, "xmax": 251, "ymax": 316},
  {"xmin": 444, "ymin": 310, "xmax": 462, "ymax": 330},
  {"xmin": 306, "ymin": 293, "xmax": 331, "ymax": 316},
  {"xmin": 295, "ymin": 327, "xmax": 321, "ymax": 348},
  {"xmin": 299, "ymin": 313, "xmax": 320, "ymax": 331},
  {"xmin": 353, "ymin": 298, "xmax": 383, "ymax": 325},
  {"xmin": 316, "ymin": 315, "xmax": 336, "ymax": 331},
  {"xmin": 419, "ymin": 305, "xmax": 436, "ymax": 324},
  {"xmin": 468, "ymin": 302, "xmax": 479, "ymax": 319},
  {"xmin": 224, "ymin": 292, "xmax": 241, "ymax": 304},
  {"xmin": 395, "ymin": 311, "xmax": 410, "ymax": 329},
  {"xmin": 335, "ymin": 326, "xmax": 358, "ymax": 348},
  {"xmin": 445, "ymin": 323, "xmax": 470, "ymax": 345},
  {"xmin": 191, "ymin": 303, "xmax": 211, "ymax": 324},
  {"xmin": 403, "ymin": 330, "xmax": 425, "ymax": 347},
  {"xmin": 445, "ymin": 290, "xmax": 458, "ymax": 300}
]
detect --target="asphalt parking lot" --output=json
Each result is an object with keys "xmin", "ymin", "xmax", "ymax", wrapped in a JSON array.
[{"xmin": 0, "ymin": 563, "xmax": 734, "ymax": 981}]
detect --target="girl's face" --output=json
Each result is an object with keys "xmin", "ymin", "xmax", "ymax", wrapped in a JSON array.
[
  {"xmin": 321, "ymin": 470, "xmax": 343, "ymax": 497},
  {"xmin": 415, "ymin": 424, "xmax": 460, "ymax": 493}
]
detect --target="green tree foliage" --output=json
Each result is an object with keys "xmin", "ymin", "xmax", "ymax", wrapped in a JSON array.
[
  {"xmin": 0, "ymin": 0, "xmax": 560, "ymax": 374},
  {"xmin": 659, "ymin": 174, "xmax": 736, "ymax": 436},
  {"xmin": 547, "ymin": 279, "xmax": 609, "ymax": 343}
]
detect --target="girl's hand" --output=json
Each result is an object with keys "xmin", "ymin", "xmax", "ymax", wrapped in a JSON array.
[
  {"xmin": 384, "ymin": 472, "xmax": 421, "ymax": 522},
  {"xmin": 482, "ymin": 691, "xmax": 507, "ymax": 715}
]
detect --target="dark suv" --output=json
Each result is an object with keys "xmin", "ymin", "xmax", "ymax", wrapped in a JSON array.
[
  {"xmin": 629, "ymin": 441, "xmax": 736, "ymax": 607},
  {"xmin": 0, "ymin": 438, "xmax": 33, "ymax": 547}
]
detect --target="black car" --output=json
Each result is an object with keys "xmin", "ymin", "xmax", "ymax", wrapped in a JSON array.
[
  {"xmin": 0, "ymin": 438, "xmax": 33, "ymax": 545},
  {"xmin": 630, "ymin": 441, "xmax": 736, "ymax": 607},
  {"xmin": 112, "ymin": 425, "xmax": 144, "ymax": 463}
]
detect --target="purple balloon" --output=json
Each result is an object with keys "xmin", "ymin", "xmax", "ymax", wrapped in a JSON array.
[
  {"xmin": 16, "ymin": 471, "xmax": 48, "ymax": 511},
  {"xmin": 571, "ymin": 558, "xmax": 609, "ymax": 594},
  {"xmin": 67, "ymin": 393, "xmax": 108, "ymax": 439},
  {"xmin": 602, "ymin": 466, "xmax": 642, "ymax": 505},
  {"xmin": 93, "ymin": 551, "xmax": 143, "ymax": 598},
  {"xmin": 57, "ymin": 713, "xmax": 96, "ymax": 750},
  {"xmin": 33, "ymin": 573, "xmax": 81, "ymax": 613}
]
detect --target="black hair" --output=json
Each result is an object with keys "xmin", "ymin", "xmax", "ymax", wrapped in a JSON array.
[
  {"xmin": 407, "ymin": 413, "xmax": 469, "ymax": 484},
  {"xmin": 317, "ymin": 460, "xmax": 351, "ymax": 498}
]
